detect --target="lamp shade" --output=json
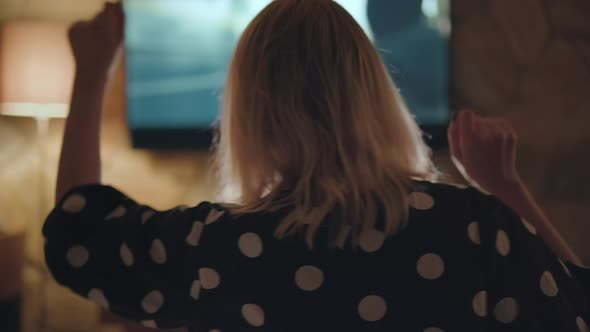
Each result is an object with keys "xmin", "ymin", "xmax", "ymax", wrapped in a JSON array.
[{"xmin": 0, "ymin": 21, "xmax": 74, "ymax": 118}]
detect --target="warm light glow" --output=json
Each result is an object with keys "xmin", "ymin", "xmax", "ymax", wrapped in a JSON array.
[
  {"xmin": 0, "ymin": 102, "xmax": 68, "ymax": 118},
  {"xmin": 0, "ymin": 21, "xmax": 73, "ymax": 118}
]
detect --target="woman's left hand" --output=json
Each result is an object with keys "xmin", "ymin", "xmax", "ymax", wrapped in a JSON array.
[{"xmin": 449, "ymin": 111, "xmax": 583, "ymax": 265}]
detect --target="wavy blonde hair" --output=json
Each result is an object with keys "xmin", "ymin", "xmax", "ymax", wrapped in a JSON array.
[{"xmin": 216, "ymin": 0, "xmax": 436, "ymax": 248}]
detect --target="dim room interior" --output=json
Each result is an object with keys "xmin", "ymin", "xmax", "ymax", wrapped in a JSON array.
[{"xmin": 0, "ymin": 0, "xmax": 589, "ymax": 331}]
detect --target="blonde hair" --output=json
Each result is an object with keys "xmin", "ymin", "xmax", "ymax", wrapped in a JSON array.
[{"xmin": 216, "ymin": 0, "xmax": 436, "ymax": 248}]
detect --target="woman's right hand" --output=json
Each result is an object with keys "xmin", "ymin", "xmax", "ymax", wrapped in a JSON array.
[
  {"xmin": 448, "ymin": 111, "xmax": 522, "ymax": 197},
  {"xmin": 68, "ymin": 2, "xmax": 124, "ymax": 79},
  {"xmin": 57, "ymin": 3, "xmax": 123, "ymax": 202}
]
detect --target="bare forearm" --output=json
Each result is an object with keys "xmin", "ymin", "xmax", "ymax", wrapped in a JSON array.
[
  {"xmin": 497, "ymin": 181, "xmax": 582, "ymax": 265},
  {"xmin": 56, "ymin": 74, "xmax": 107, "ymax": 202}
]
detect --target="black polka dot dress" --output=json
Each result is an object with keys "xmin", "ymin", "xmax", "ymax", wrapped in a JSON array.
[{"xmin": 43, "ymin": 181, "xmax": 590, "ymax": 331}]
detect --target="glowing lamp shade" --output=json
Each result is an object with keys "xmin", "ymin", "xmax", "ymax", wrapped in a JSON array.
[{"xmin": 0, "ymin": 22, "xmax": 74, "ymax": 118}]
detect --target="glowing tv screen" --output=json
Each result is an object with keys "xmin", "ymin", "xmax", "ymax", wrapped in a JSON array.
[{"xmin": 124, "ymin": 0, "xmax": 450, "ymax": 149}]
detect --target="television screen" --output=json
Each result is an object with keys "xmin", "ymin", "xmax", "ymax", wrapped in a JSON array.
[{"xmin": 124, "ymin": 0, "xmax": 450, "ymax": 149}]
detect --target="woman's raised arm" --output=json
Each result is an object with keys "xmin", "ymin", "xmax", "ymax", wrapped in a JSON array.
[
  {"xmin": 448, "ymin": 111, "xmax": 582, "ymax": 266},
  {"xmin": 56, "ymin": 2, "xmax": 123, "ymax": 202}
]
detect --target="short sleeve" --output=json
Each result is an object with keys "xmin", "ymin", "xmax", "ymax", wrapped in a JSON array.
[{"xmin": 43, "ymin": 184, "xmax": 228, "ymax": 329}]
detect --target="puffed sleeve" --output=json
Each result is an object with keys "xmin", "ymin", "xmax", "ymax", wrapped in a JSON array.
[{"xmin": 43, "ymin": 184, "xmax": 228, "ymax": 329}]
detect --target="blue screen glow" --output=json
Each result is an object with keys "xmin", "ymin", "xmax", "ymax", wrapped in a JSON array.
[{"xmin": 124, "ymin": 0, "xmax": 450, "ymax": 145}]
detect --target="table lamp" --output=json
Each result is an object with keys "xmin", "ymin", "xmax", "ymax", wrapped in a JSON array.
[
  {"xmin": 0, "ymin": 19, "xmax": 73, "ymax": 246},
  {"xmin": 0, "ymin": 20, "xmax": 73, "ymax": 332}
]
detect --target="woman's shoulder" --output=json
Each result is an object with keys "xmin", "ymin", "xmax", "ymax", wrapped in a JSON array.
[
  {"xmin": 407, "ymin": 179, "xmax": 517, "ymax": 228},
  {"xmin": 411, "ymin": 179, "xmax": 509, "ymax": 204},
  {"xmin": 409, "ymin": 179, "xmax": 486, "ymax": 205}
]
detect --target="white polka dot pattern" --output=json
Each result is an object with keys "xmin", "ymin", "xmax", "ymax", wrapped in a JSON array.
[
  {"xmin": 409, "ymin": 192, "xmax": 435, "ymax": 210},
  {"xmin": 358, "ymin": 295, "xmax": 387, "ymax": 322},
  {"xmin": 120, "ymin": 243, "xmax": 134, "ymax": 267},
  {"xmin": 295, "ymin": 265, "xmax": 324, "ymax": 291},
  {"xmin": 186, "ymin": 221, "xmax": 205, "ymax": 247},
  {"xmin": 62, "ymin": 194, "xmax": 86, "ymax": 213},
  {"xmin": 141, "ymin": 320, "xmax": 157, "ymax": 328},
  {"xmin": 66, "ymin": 246, "xmax": 89, "ymax": 268},
  {"xmin": 49, "ymin": 183, "xmax": 587, "ymax": 331},
  {"xmin": 494, "ymin": 297, "xmax": 519, "ymax": 324},
  {"xmin": 577, "ymin": 316, "xmax": 589, "ymax": 332},
  {"xmin": 141, "ymin": 210, "xmax": 156, "ymax": 224},
  {"xmin": 142, "ymin": 290, "xmax": 164, "ymax": 314},
  {"xmin": 467, "ymin": 222, "xmax": 481, "ymax": 245},
  {"xmin": 472, "ymin": 290, "xmax": 487, "ymax": 317},
  {"xmin": 88, "ymin": 289, "xmax": 109, "ymax": 309},
  {"xmin": 104, "ymin": 206, "xmax": 127, "ymax": 221},
  {"xmin": 540, "ymin": 271, "xmax": 559, "ymax": 297},
  {"xmin": 199, "ymin": 268, "xmax": 221, "ymax": 289},
  {"xmin": 496, "ymin": 230, "xmax": 511, "ymax": 256},
  {"xmin": 359, "ymin": 229, "xmax": 385, "ymax": 253},
  {"xmin": 150, "ymin": 239, "xmax": 167, "ymax": 264},
  {"xmin": 205, "ymin": 209, "xmax": 225, "ymax": 225},
  {"xmin": 242, "ymin": 304, "xmax": 265, "ymax": 327},
  {"xmin": 417, "ymin": 253, "xmax": 445, "ymax": 280},
  {"xmin": 238, "ymin": 232, "xmax": 263, "ymax": 258},
  {"xmin": 424, "ymin": 328, "xmax": 444, "ymax": 332},
  {"xmin": 190, "ymin": 280, "xmax": 201, "ymax": 300},
  {"xmin": 521, "ymin": 219, "xmax": 537, "ymax": 235}
]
